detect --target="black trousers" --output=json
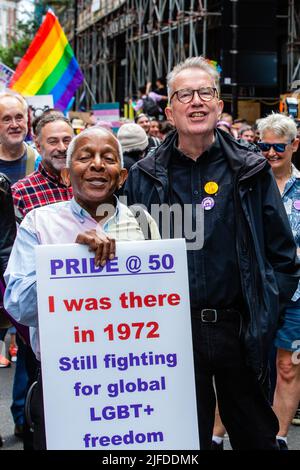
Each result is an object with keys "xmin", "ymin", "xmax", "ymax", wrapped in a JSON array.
[
  {"xmin": 30, "ymin": 366, "xmax": 46, "ymax": 450},
  {"xmin": 191, "ymin": 311, "xmax": 279, "ymax": 450}
]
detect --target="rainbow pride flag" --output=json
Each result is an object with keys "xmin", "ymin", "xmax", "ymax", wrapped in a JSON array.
[{"xmin": 9, "ymin": 10, "xmax": 83, "ymax": 110}]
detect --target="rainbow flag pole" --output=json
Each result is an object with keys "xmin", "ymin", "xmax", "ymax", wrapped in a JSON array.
[{"xmin": 9, "ymin": 9, "xmax": 84, "ymax": 111}]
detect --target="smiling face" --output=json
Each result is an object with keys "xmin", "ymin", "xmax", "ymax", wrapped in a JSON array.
[
  {"xmin": 69, "ymin": 131, "xmax": 127, "ymax": 216},
  {"xmin": 36, "ymin": 121, "xmax": 73, "ymax": 177},
  {"xmin": 0, "ymin": 97, "xmax": 28, "ymax": 149},
  {"xmin": 241, "ymin": 129, "xmax": 255, "ymax": 143},
  {"xmin": 259, "ymin": 129, "xmax": 299, "ymax": 175},
  {"xmin": 136, "ymin": 115, "xmax": 150, "ymax": 134},
  {"xmin": 165, "ymin": 68, "xmax": 223, "ymax": 141}
]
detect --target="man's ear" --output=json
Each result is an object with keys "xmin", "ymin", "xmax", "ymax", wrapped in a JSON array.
[
  {"xmin": 118, "ymin": 168, "xmax": 128, "ymax": 188},
  {"xmin": 165, "ymin": 106, "xmax": 175, "ymax": 126},
  {"xmin": 35, "ymin": 137, "xmax": 41, "ymax": 154},
  {"xmin": 61, "ymin": 167, "xmax": 71, "ymax": 186}
]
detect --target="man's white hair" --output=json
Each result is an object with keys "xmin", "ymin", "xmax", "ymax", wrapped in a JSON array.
[
  {"xmin": 66, "ymin": 126, "xmax": 124, "ymax": 168},
  {"xmin": 0, "ymin": 89, "xmax": 28, "ymax": 119},
  {"xmin": 167, "ymin": 56, "xmax": 220, "ymax": 100},
  {"xmin": 257, "ymin": 113, "xmax": 297, "ymax": 142}
]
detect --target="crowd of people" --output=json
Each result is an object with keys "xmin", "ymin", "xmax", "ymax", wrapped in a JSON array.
[{"xmin": 1, "ymin": 56, "xmax": 300, "ymax": 450}]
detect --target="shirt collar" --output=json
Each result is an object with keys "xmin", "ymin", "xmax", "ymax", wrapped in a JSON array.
[
  {"xmin": 38, "ymin": 162, "xmax": 68, "ymax": 186},
  {"xmin": 70, "ymin": 195, "xmax": 120, "ymax": 225},
  {"xmin": 282, "ymin": 164, "xmax": 300, "ymax": 197},
  {"xmin": 172, "ymin": 132, "xmax": 221, "ymax": 164}
]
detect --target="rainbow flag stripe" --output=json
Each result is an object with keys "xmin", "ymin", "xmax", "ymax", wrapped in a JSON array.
[{"xmin": 10, "ymin": 10, "xmax": 83, "ymax": 110}]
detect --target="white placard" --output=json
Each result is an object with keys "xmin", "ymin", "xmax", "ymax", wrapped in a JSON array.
[
  {"xmin": 36, "ymin": 239, "xmax": 199, "ymax": 450},
  {"xmin": 26, "ymin": 95, "xmax": 54, "ymax": 117}
]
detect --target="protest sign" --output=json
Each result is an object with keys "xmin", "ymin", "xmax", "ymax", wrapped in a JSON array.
[
  {"xmin": 0, "ymin": 62, "xmax": 14, "ymax": 91},
  {"xmin": 36, "ymin": 239, "xmax": 199, "ymax": 450},
  {"xmin": 26, "ymin": 95, "xmax": 54, "ymax": 117}
]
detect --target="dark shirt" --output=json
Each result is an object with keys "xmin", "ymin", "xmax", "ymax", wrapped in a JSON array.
[
  {"xmin": 0, "ymin": 151, "xmax": 27, "ymax": 184},
  {"xmin": 169, "ymin": 134, "xmax": 243, "ymax": 310}
]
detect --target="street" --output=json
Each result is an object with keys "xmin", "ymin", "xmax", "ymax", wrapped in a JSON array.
[{"xmin": 0, "ymin": 358, "xmax": 300, "ymax": 451}]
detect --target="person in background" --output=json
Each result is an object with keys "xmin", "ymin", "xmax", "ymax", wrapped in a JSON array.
[
  {"xmin": 117, "ymin": 123, "xmax": 149, "ymax": 172},
  {"xmin": 12, "ymin": 113, "xmax": 73, "ymax": 220},
  {"xmin": 32, "ymin": 109, "xmax": 65, "ymax": 171},
  {"xmin": 154, "ymin": 77, "xmax": 168, "ymax": 119},
  {"xmin": 135, "ymin": 114, "xmax": 160, "ymax": 150},
  {"xmin": 149, "ymin": 117, "xmax": 161, "ymax": 138},
  {"xmin": 257, "ymin": 113, "xmax": 300, "ymax": 450},
  {"xmin": 131, "ymin": 82, "xmax": 168, "ymax": 119},
  {"xmin": 71, "ymin": 118, "xmax": 85, "ymax": 135},
  {"xmin": 0, "ymin": 90, "xmax": 36, "ymax": 184},
  {"xmin": 216, "ymin": 112, "xmax": 234, "ymax": 135},
  {"xmin": 239, "ymin": 125, "xmax": 255, "ymax": 144},
  {"xmin": 231, "ymin": 118, "xmax": 248, "ymax": 139},
  {"xmin": 158, "ymin": 121, "xmax": 175, "ymax": 141}
]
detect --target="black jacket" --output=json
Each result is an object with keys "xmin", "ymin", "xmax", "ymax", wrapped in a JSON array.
[
  {"xmin": 0, "ymin": 174, "xmax": 16, "ymax": 277},
  {"xmin": 124, "ymin": 129, "xmax": 300, "ymax": 380}
]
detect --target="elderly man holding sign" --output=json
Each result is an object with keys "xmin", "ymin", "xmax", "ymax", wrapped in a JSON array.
[{"xmin": 4, "ymin": 127, "xmax": 160, "ymax": 449}]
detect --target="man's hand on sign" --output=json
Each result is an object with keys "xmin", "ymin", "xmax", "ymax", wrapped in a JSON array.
[{"xmin": 75, "ymin": 229, "xmax": 116, "ymax": 267}]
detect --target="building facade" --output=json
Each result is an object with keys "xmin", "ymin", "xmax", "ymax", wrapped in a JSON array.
[{"xmin": 0, "ymin": 0, "xmax": 19, "ymax": 48}]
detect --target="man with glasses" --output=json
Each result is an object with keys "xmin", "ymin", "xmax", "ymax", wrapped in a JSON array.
[
  {"xmin": 257, "ymin": 113, "xmax": 300, "ymax": 450},
  {"xmin": 125, "ymin": 57, "xmax": 300, "ymax": 449}
]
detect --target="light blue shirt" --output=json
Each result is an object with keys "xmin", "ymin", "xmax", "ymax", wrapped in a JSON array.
[{"xmin": 4, "ymin": 197, "xmax": 160, "ymax": 359}]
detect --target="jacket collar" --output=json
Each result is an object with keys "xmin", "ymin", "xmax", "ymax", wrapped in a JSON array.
[{"xmin": 136, "ymin": 128, "xmax": 269, "ymax": 184}]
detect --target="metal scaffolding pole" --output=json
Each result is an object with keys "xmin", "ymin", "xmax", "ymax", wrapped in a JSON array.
[
  {"xmin": 75, "ymin": 0, "xmax": 221, "ymax": 106},
  {"xmin": 287, "ymin": 0, "xmax": 300, "ymax": 89}
]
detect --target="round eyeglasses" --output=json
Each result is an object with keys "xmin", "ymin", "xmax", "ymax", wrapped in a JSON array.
[{"xmin": 170, "ymin": 87, "xmax": 218, "ymax": 104}]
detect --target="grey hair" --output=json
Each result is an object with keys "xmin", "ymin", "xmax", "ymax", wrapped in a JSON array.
[
  {"xmin": 239, "ymin": 125, "xmax": 254, "ymax": 136},
  {"xmin": 35, "ymin": 114, "xmax": 73, "ymax": 138},
  {"xmin": 257, "ymin": 113, "xmax": 297, "ymax": 142},
  {"xmin": 167, "ymin": 56, "xmax": 220, "ymax": 100},
  {"xmin": 66, "ymin": 126, "xmax": 124, "ymax": 168},
  {"xmin": 0, "ymin": 89, "xmax": 28, "ymax": 118}
]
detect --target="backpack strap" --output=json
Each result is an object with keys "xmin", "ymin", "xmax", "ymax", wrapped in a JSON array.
[{"xmin": 25, "ymin": 144, "xmax": 36, "ymax": 176}]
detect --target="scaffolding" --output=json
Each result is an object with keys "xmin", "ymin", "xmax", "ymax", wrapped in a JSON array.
[
  {"xmin": 287, "ymin": 0, "xmax": 300, "ymax": 90},
  {"xmin": 72, "ymin": 0, "xmax": 222, "ymax": 108},
  {"xmin": 60, "ymin": 0, "xmax": 298, "ymax": 108}
]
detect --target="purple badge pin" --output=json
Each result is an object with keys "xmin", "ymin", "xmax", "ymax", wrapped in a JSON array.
[
  {"xmin": 202, "ymin": 196, "xmax": 215, "ymax": 210},
  {"xmin": 293, "ymin": 200, "xmax": 300, "ymax": 211}
]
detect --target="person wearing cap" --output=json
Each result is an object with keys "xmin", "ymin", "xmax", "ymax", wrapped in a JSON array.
[
  {"xmin": 71, "ymin": 118, "xmax": 85, "ymax": 134},
  {"xmin": 117, "ymin": 123, "xmax": 148, "ymax": 171}
]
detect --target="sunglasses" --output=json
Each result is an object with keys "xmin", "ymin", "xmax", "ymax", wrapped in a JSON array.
[{"xmin": 257, "ymin": 142, "xmax": 292, "ymax": 153}]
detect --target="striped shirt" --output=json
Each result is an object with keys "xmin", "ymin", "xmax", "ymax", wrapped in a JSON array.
[{"xmin": 12, "ymin": 162, "xmax": 73, "ymax": 220}]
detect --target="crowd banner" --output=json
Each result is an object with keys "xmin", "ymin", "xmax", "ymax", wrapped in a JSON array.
[
  {"xmin": 9, "ymin": 9, "xmax": 83, "ymax": 111},
  {"xmin": 0, "ymin": 62, "xmax": 14, "ymax": 92},
  {"xmin": 92, "ymin": 102, "xmax": 120, "ymax": 133},
  {"xmin": 26, "ymin": 95, "xmax": 54, "ymax": 118},
  {"xmin": 36, "ymin": 239, "xmax": 199, "ymax": 450}
]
